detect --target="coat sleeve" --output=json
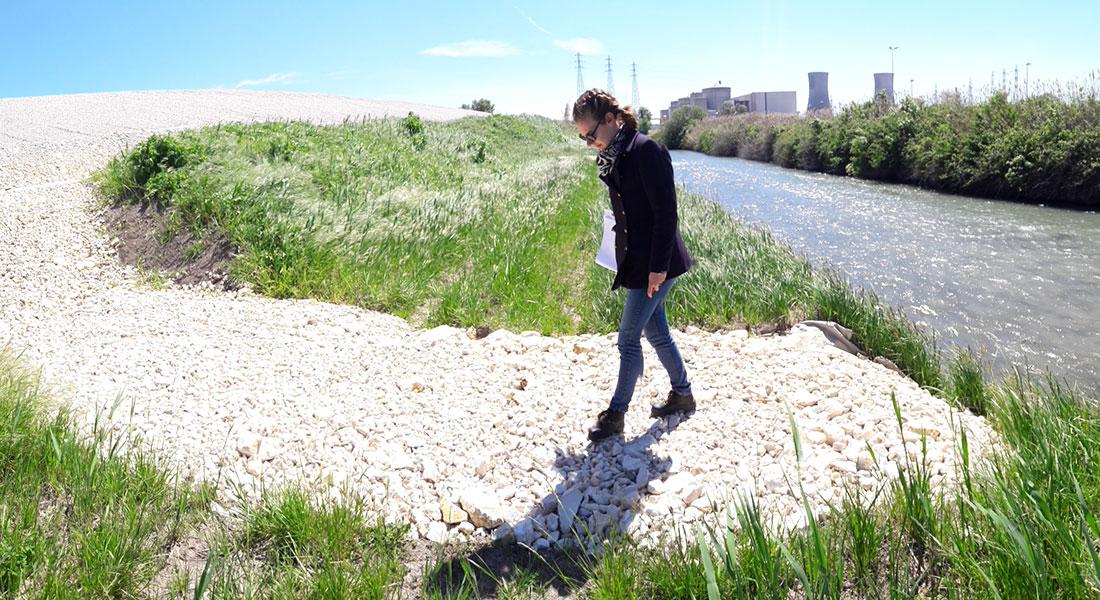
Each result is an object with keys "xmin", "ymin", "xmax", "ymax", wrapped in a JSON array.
[{"xmin": 637, "ymin": 140, "xmax": 678, "ymax": 274}]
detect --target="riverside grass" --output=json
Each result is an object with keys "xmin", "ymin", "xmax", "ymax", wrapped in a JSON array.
[{"xmin": 65, "ymin": 113, "xmax": 1100, "ymax": 597}]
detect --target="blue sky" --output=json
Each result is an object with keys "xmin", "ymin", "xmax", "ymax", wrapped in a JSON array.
[{"xmin": 3, "ymin": 0, "xmax": 1097, "ymax": 118}]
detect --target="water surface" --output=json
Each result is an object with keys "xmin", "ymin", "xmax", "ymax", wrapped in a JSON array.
[{"xmin": 672, "ymin": 150, "xmax": 1100, "ymax": 384}]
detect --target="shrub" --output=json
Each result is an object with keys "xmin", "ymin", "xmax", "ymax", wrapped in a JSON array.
[
  {"xmin": 461, "ymin": 98, "xmax": 494, "ymax": 113},
  {"xmin": 126, "ymin": 134, "xmax": 188, "ymax": 188},
  {"xmin": 655, "ymin": 106, "xmax": 706, "ymax": 149},
  {"xmin": 401, "ymin": 111, "xmax": 424, "ymax": 136}
]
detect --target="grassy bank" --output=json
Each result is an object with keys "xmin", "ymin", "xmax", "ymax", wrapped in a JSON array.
[
  {"xmin": 658, "ymin": 92, "xmax": 1100, "ymax": 207},
  {"xmin": 76, "ymin": 113, "xmax": 1100, "ymax": 597},
  {"xmin": 92, "ymin": 114, "xmax": 956, "ymax": 402}
]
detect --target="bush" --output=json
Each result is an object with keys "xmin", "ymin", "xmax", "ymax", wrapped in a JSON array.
[
  {"xmin": 461, "ymin": 98, "xmax": 494, "ymax": 113},
  {"xmin": 126, "ymin": 134, "xmax": 188, "ymax": 188},
  {"xmin": 654, "ymin": 106, "xmax": 706, "ymax": 149},
  {"xmin": 401, "ymin": 111, "xmax": 424, "ymax": 136},
  {"xmin": 637, "ymin": 106, "xmax": 652, "ymax": 134}
]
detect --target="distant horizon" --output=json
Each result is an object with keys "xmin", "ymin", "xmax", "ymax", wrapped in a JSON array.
[{"xmin": 4, "ymin": 0, "xmax": 1098, "ymax": 119}]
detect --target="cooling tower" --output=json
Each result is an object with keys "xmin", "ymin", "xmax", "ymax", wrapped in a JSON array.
[
  {"xmin": 873, "ymin": 72, "xmax": 895, "ymax": 105},
  {"xmin": 807, "ymin": 72, "xmax": 830, "ymax": 111}
]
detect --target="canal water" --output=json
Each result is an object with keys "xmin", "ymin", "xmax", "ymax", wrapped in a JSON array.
[{"xmin": 671, "ymin": 151, "xmax": 1100, "ymax": 384}]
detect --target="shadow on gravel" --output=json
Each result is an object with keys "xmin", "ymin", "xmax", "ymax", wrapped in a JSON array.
[{"xmin": 423, "ymin": 413, "xmax": 691, "ymax": 597}]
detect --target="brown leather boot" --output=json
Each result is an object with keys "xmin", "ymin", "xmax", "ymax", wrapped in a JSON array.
[{"xmin": 650, "ymin": 390, "xmax": 696, "ymax": 418}]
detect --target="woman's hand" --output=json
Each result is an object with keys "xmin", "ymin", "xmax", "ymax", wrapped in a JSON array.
[{"xmin": 647, "ymin": 271, "xmax": 667, "ymax": 298}]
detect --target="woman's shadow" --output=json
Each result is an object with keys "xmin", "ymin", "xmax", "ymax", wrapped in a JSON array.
[{"xmin": 425, "ymin": 411, "xmax": 692, "ymax": 597}]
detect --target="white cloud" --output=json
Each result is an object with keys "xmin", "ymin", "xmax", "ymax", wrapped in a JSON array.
[
  {"xmin": 420, "ymin": 40, "xmax": 520, "ymax": 58},
  {"xmin": 236, "ymin": 71, "xmax": 300, "ymax": 88},
  {"xmin": 553, "ymin": 38, "xmax": 604, "ymax": 55}
]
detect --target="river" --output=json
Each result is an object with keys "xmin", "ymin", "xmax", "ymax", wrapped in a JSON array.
[{"xmin": 671, "ymin": 150, "xmax": 1100, "ymax": 385}]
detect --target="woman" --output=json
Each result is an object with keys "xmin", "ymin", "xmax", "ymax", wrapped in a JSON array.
[{"xmin": 572, "ymin": 89, "xmax": 696, "ymax": 442}]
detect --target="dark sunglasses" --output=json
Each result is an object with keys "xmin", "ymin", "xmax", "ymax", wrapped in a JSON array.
[{"xmin": 578, "ymin": 116, "xmax": 604, "ymax": 143}]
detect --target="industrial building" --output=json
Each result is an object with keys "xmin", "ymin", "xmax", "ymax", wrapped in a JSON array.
[
  {"xmin": 730, "ymin": 91, "xmax": 797, "ymax": 114},
  {"xmin": 662, "ymin": 83, "xmax": 798, "ymax": 121}
]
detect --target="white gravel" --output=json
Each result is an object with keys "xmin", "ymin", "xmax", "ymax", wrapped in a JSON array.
[{"xmin": 0, "ymin": 89, "xmax": 995, "ymax": 553}]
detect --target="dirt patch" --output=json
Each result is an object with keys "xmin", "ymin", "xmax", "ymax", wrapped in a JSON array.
[{"xmin": 98, "ymin": 201, "xmax": 240, "ymax": 291}]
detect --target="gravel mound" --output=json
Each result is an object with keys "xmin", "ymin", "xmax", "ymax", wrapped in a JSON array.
[{"xmin": 0, "ymin": 90, "xmax": 995, "ymax": 553}]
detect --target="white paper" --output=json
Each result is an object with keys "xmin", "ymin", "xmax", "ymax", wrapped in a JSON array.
[{"xmin": 595, "ymin": 208, "xmax": 617, "ymax": 272}]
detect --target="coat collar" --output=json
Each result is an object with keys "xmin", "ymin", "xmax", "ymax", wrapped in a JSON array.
[
  {"xmin": 598, "ymin": 126, "xmax": 640, "ymax": 192},
  {"xmin": 621, "ymin": 126, "xmax": 641, "ymax": 154}
]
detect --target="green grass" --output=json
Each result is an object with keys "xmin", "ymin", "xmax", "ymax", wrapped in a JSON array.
[
  {"xmin": 0, "ymin": 349, "xmax": 417, "ymax": 598},
  {"xmin": 198, "ymin": 486, "xmax": 409, "ymax": 598},
  {"xmin": 0, "ymin": 350, "xmax": 214, "ymax": 597}
]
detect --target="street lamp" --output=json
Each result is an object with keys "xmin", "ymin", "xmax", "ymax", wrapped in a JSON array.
[
  {"xmin": 1025, "ymin": 62, "xmax": 1032, "ymax": 98},
  {"xmin": 889, "ymin": 45, "xmax": 900, "ymax": 74},
  {"xmin": 910, "ymin": 78, "xmax": 914, "ymax": 97}
]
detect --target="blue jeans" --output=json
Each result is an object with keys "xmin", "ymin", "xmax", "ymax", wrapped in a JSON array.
[{"xmin": 609, "ymin": 276, "xmax": 692, "ymax": 412}]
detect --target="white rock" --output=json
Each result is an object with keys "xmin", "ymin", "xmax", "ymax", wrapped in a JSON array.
[
  {"xmin": 460, "ymin": 488, "xmax": 508, "ymax": 529},
  {"xmin": 557, "ymin": 488, "xmax": 583, "ymax": 534},
  {"xmin": 762, "ymin": 464, "xmax": 787, "ymax": 493},
  {"xmin": 513, "ymin": 518, "xmax": 536, "ymax": 545},
  {"xmin": 440, "ymin": 499, "xmax": 467, "ymax": 524},
  {"xmin": 803, "ymin": 429, "xmax": 827, "ymax": 445},
  {"xmin": 622, "ymin": 455, "xmax": 645, "ymax": 472},
  {"xmin": 236, "ymin": 431, "xmax": 261, "ymax": 458},
  {"xmin": 425, "ymin": 521, "xmax": 448, "ymax": 544},
  {"xmin": 493, "ymin": 523, "xmax": 515, "ymax": 543}
]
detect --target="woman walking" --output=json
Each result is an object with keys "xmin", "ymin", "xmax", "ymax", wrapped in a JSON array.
[{"xmin": 572, "ymin": 89, "xmax": 696, "ymax": 442}]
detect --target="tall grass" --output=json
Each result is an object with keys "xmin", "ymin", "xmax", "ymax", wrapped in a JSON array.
[{"xmin": 636, "ymin": 375, "xmax": 1100, "ymax": 599}]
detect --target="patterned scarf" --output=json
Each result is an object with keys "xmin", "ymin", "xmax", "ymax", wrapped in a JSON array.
[{"xmin": 595, "ymin": 123, "xmax": 630, "ymax": 179}]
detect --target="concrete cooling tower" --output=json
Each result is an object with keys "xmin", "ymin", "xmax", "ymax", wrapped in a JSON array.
[
  {"xmin": 873, "ymin": 72, "xmax": 895, "ymax": 105},
  {"xmin": 807, "ymin": 72, "xmax": 830, "ymax": 111}
]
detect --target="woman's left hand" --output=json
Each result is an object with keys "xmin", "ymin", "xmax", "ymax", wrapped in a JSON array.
[{"xmin": 647, "ymin": 271, "xmax": 667, "ymax": 298}]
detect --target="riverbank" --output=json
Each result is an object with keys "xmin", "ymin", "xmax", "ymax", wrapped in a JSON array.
[
  {"xmin": 657, "ymin": 92, "xmax": 1100, "ymax": 208},
  {"xmin": 89, "ymin": 107, "xmax": 970, "ymax": 405},
  {"xmin": 2, "ymin": 90, "xmax": 1098, "ymax": 597}
]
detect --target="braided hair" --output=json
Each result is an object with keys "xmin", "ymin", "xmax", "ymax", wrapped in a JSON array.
[{"xmin": 572, "ymin": 88, "xmax": 638, "ymax": 130}]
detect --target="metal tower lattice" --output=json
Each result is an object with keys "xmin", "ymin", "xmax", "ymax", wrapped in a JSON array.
[
  {"xmin": 631, "ymin": 62, "xmax": 640, "ymax": 109},
  {"xmin": 605, "ymin": 56, "xmax": 615, "ymax": 96},
  {"xmin": 575, "ymin": 53, "xmax": 584, "ymax": 96}
]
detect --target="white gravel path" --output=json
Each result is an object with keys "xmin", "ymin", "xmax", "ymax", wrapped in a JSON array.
[{"xmin": 0, "ymin": 89, "xmax": 994, "ymax": 553}]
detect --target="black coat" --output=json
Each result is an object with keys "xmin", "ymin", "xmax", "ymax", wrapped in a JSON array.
[{"xmin": 598, "ymin": 127, "xmax": 694, "ymax": 291}]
